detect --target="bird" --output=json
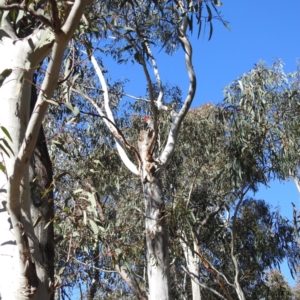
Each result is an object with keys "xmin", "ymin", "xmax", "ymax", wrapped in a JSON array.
[{"xmin": 144, "ymin": 116, "xmax": 154, "ymax": 130}]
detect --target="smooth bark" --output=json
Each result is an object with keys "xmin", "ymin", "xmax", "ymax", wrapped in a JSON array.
[
  {"xmin": 181, "ymin": 238, "xmax": 201, "ymax": 300},
  {"xmin": 139, "ymin": 130, "xmax": 170, "ymax": 300},
  {"xmin": 0, "ymin": 0, "xmax": 91, "ymax": 298}
]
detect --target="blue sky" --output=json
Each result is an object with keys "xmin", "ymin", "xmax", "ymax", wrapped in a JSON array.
[{"xmin": 100, "ymin": 0, "xmax": 300, "ymax": 286}]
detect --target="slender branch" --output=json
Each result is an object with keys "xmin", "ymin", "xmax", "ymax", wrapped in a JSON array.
[
  {"xmin": 115, "ymin": 263, "xmax": 147, "ymax": 300},
  {"xmin": 143, "ymin": 42, "xmax": 168, "ymax": 111},
  {"xmin": 13, "ymin": 0, "xmax": 89, "ymax": 185},
  {"xmin": 0, "ymin": 4, "xmax": 52, "ymax": 27},
  {"xmin": 6, "ymin": 2, "xmax": 91, "ymax": 281},
  {"xmin": 201, "ymin": 201, "xmax": 226, "ymax": 226},
  {"xmin": 181, "ymin": 266, "xmax": 227, "ymax": 300},
  {"xmin": 186, "ymin": 175, "xmax": 197, "ymax": 208},
  {"xmin": 159, "ymin": 18, "xmax": 196, "ymax": 166},
  {"xmin": 230, "ymin": 189, "xmax": 247, "ymax": 300},
  {"xmin": 291, "ymin": 175, "xmax": 300, "ymax": 194},
  {"xmin": 49, "ymin": 0, "xmax": 61, "ymax": 31},
  {"xmin": 71, "ymin": 82, "xmax": 140, "ymax": 175},
  {"xmin": 124, "ymin": 94, "xmax": 151, "ymax": 102},
  {"xmin": 292, "ymin": 203, "xmax": 300, "ymax": 249},
  {"xmin": 179, "ymin": 232, "xmax": 234, "ymax": 299},
  {"xmin": 72, "ymin": 257, "xmax": 116, "ymax": 273},
  {"xmin": 115, "ymin": 28, "xmax": 158, "ymax": 157},
  {"xmin": 58, "ymin": 40, "xmax": 75, "ymax": 85}
]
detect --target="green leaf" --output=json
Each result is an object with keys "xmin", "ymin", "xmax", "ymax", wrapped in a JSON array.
[
  {"xmin": 0, "ymin": 162, "xmax": 6, "ymax": 174},
  {"xmin": 197, "ymin": 20, "xmax": 202, "ymax": 39},
  {"xmin": 208, "ymin": 21, "xmax": 213, "ymax": 41},
  {"xmin": 94, "ymin": 159, "xmax": 106, "ymax": 169},
  {"xmin": 45, "ymin": 99, "xmax": 59, "ymax": 106},
  {"xmin": 89, "ymin": 219, "xmax": 99, "ymax": 235},
  {"xmin": 206, "ymin": 4, "xmax": 212, "ymax": 22},
  {"xmin": 65, "ymin": 102, "xmax": 74, "ymax": 112},
  {"xmin": 238, "ymin": 80, "xmax": 244, "ymax": 92},
  {"xmin": 53, "ymin": 142, "xmax": 68, "ymax": 153},
  {"xmin": 0, "ymin": 11, "xmax": 10, "ymax": 28},
  {"xmin": 0, "ymin": 69, "xmax": 12, "ymax": 87},
  {"xmin": 222, "ymin": 21, "xmax": 231, "ymax": 31},
  {"xmin": 33, "ymin": 216, "xmax": 42, "ymax": 228},
  {"xmin": 1, "ymin": 126, "xmax": 12, "ymax": 142},
  {"xmin": 84, "ymin": 245, "xmax": 89, "ymax": 254},
  {"xmin": 1, "ymin": 138, "xmax": 13, "ymax": 155},
  {"xmin": 44, "ymin": 221, "xmax": 51, "ymax": 229},
  {"xmin": 73, "ymin": 105, "xmax": 80, "ymax": 116},
  {"xmin": 73, "ymin": 189, "xmax": 83, "ymax": 194},
  {"xmin": 0, "ymin": 143, "xmax": 10, "ymax": 157},
  {"xmin": 58, "ymin": 267, "xmax": 65, "ymax": 275},
  {"xmin": 34, "ymin": 28, "xmax": 54, "ymax": 50},
  {"xmin": 89, "ymin": 193, "xmax": 97, "ymax": 207}
]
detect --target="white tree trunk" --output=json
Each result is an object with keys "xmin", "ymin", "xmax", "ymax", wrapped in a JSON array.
[
  {"xmin": 0, "ymin": 36, "xmax": 52, "ymax": 299},
  {"xmin": 0, "ymin": 0, "xmax": 90, "ymax": 297},
  {"xmin": 181, "ymin": 239, "xmax": 201, "ymax": 300},
  {"xmin": 138, "ymin": 130, "xmax": 171, "ymax": 300}
]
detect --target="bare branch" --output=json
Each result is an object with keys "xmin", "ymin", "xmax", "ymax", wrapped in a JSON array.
[
  {"xmin": 12, "ymin": 0, "xmax": 90, "ymax": 184},
  {"xmin": 181, "ymin": 266, "xmax": 227, "ymax": 300},
  {"xmin": 186, "ymin": 175, "xmax": 197, "ymax": 208},
  {"xmin": 124, "ymin": 94, "xmax": 151, "ymax": 103},
  {"xmin": 72, "ymin": 257, "xmax": 116, "ymax": 273},
  {"xmin": 115, "ymin": 263, "xmax": 147, "ymax": 300},
  {"xmin": 230, "ymin": 190, "xmax": 247, "ymax": 300},
  {"xmin": 143, "ymin": 42, "xmax": 168, "ymax": 111},
  {"xmin": 179, "ymin": 232, "xmax": 234, "ymax": 298},
  {"xmin": 49, "ymin": 0, "xmax": 61, "ymax": 31},
  {"xmin": 201, "ymin": 201, "xmax": 226, "ymax": 226},
  {"xmin": 291, "ymin": 175, "xmax": 300, "ymax": 194},
  {"xmin": 86, "ymin": 55, "xmax": 140, "ymax": 175},
  {"xmin": 159, "ymin": 24, "xmax": 196, "ymax": 167},
  {"xmin": 292, "ymin": 203, "xmax": 300, "ymax": 249}
]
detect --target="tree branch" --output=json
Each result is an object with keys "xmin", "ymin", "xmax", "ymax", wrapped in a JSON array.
[
  {"xmin": 12, "ymin": 0, "xmax": 90, "ymax": 184},
  {"xmin": 115, "ymin": 263, "xmax": 147, "ymax": 300},
  {"xmin": 80, "ymin": 56, "xmax": 140, "ymax": 175},
  {"xmin": 230, "ymin": 190, "xmax": 247, "ymax": 300},
  {"xmin": 181, "ymin": 266, "xmax": 227, "ymax": 300},
  {"xmin": 179, "ymin": 231, "xmax": 234, "ymax": 299},
  {"xmin": 159, "ymin": 20, "xmax": 196, "ymax": 167},
  {"xmin": 49, "ymin": 0, "xmax": 61, "ymax": 31},
  {"xmin": 143, "ymin": 42, "xmax": 168, "ymax": 112},
  {"xmin": 0, "ymin": 4, "xmax": 52, "ymax": 28},
  {"xmin": 292, "ymin": 203, "xmax": 300, "ymax": 249},
  {"xmin": 201, "ymin": 201, "xmax": 226, "ymax": 226}
]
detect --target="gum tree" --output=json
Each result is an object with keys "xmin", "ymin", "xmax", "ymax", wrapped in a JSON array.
[
  {"xmin": 62, "ymin": 1, "xmax": 228, "ymax": 299},
  {"xmin": 0, "ymin": 0, "xmax": 227, "ymax": 298},
  {"xmin": 0, "ymin": 0, "xmax": 93, "ymax": 298}
]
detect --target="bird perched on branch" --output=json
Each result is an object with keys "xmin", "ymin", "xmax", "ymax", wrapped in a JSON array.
[{"xmin": 144, "ymin": 116, "xmax": 154, "ymax": 130}]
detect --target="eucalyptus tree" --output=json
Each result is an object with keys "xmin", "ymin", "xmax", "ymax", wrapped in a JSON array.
[
  {"xmin": 0, "ymin": 0, "xmax": 102, "ymax": 298},
  {"xmin": 0, "ymin": 0, "xmax": 227, "ymax": 298},
  {"xmin": 222, "ymin": 59, "xmax": 300, "ymax": 185},
  {"xmin": 62, "ymin": 1, "xmax": 228, "ymax": 299},
  {"xmin": 162, "ymin": 105, "xmax": 298, "ymax": 300}
]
